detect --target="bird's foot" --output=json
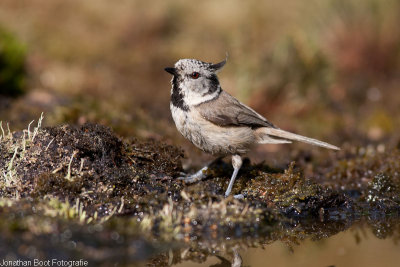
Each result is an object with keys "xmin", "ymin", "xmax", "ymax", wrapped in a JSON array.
[
  {"xmin": 224, "ymin": 192, "xmax": 245, "ymax": 199},
  {"xmin": 178, "ymin": 166, "xmax": 209, "ymax": 184}
]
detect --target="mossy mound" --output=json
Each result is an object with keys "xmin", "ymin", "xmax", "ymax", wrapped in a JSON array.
[
  {"xmin": 1, "ymin": 123, "xmax": 399, "ymax": 228},
  {"xmin": 0, "ymin": 123, "xmax": 183, "ymax": 216}
]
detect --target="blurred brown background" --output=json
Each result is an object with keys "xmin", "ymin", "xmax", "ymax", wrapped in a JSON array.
[
  {"xmin": 0, "ymin": 1, "xmax": 400, "ymax": 266},
  {"xmin": 0, "ymin": 0, "xmax": 399, "ymax": 165}
]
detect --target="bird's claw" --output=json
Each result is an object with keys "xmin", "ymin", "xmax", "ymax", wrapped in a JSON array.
[
  {"xmin": 233, "ymin": 194, "xmax": 244, "ymax": 199},
  {"xmin": 224, "ymin": 193, "xmax": 245, "ymax": 199},
  {"xmin": 177, "ymin": 167, "xmax": 209, "ymax": 184},
  {"xmin": 178, "ymin": 172, "xmax": 207, "ymax": 184}
]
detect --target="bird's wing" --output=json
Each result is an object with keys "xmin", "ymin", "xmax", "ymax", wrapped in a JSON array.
[
  {"xmin": 195, "ymin": 91, "xmax": 277, "ymax": 129},
  {"xmin": 196, "ymin": 91, "xmax": 340, "ymax": 150}
]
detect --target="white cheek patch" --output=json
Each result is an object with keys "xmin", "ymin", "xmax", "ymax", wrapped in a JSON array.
[
  {"xmin": 181, "ymin": 78, "xmax": 220, "ymax": 106},
  {"xmin": 185, "ymin": 89, "xmax": 219, "ymax": 106}
]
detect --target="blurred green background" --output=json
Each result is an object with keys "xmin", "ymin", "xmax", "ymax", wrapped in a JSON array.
[{"xmin": 0, "ymin": 0, "xmax": 399, "ymax": 161}]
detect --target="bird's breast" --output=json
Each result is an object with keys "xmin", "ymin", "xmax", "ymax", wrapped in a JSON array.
[{"xmin": 170, "ymin": 104, "xmax": 256, "ymax": 155}]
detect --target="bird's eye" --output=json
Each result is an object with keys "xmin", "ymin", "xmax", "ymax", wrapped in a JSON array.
[{"xmin": 190, "ymin": 72, "xmax": 200, "ymax": 79}]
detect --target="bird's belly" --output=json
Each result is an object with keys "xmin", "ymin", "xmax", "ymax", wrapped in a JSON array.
[{"xmin": 171, "ymin": 106, "xmax": 255, "ymax": 155}]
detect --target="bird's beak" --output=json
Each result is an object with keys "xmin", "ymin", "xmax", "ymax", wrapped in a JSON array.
[{"xmin": 164, "ymin": 67, "xmax": 177, "ymax": 76}]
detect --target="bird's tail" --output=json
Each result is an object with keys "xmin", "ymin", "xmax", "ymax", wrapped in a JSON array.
[{"xmin": 256, "ymin": 127, "xmax": 340, "ymax": 150}]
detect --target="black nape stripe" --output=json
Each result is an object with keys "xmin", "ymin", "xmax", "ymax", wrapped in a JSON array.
[
  {"xmin": 208, "ymin": 74, "xmax": 220, "ymax": 94},
  {"xmin": 171, "ymin": 75, "xmax": 189, "ymax": 111},
  {"xmin": 201, "ymin": 74, "xmax": 221, "ymax": 97}
]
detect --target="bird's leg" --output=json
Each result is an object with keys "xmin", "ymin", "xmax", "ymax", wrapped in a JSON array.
[
  {"xmin": 225, "ymin": 154, "xmax": 242, "ymax": 197},
  {"xmin": 179, "ymin": 157, "xmax": 223, "ymax": 184}
]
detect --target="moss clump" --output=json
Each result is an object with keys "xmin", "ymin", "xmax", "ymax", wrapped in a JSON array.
[
  {"xmin": 33, "ymin": 172, "xmax": 87, "ymax": 198},
  {"xmin": 365, "ymin": 173, "xmax": 400, "ymax": 212},
  {"xmin": 368, "ymin": 173, "xmax": 398, "ymax": 194},
  {"xmin": 318, "ymin": 147, "xmax": 400, "ymax": 191},
  {"xmin": 0, "ymin": 27, "xmax": 26, "ymax": 97},
  {"xmin": 239, "ymin": 162, "xmax": 351, "ymax": 218}
]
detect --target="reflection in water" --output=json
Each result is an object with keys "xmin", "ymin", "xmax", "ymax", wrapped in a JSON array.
[
  {"xmin": 231, "ymin": 248, "xmax": 242, "ymax": 267},
  {"xmin": 2, "ymin": 202, "xmax": 399, "ymax": 266},
  {"xmin": 157, "ymin": 217, "xmax": 400, "ymax": 267},
  {"xmin": 205, "ymin": 248, "xmax": 241, "ymax": 267}
]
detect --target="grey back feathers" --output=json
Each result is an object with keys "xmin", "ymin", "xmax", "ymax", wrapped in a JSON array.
[
  {"xmin": 196, "ymin": 91, "xmax": 339, "ymax": 150},
  {"xmin": 195, "ymin": 91, "xmax": 276, "ymax": 129}
]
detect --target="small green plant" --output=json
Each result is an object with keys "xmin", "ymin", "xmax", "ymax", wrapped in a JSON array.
[
  {"xmin": 0, "ymin": 121, "xmax": 11, "ymax": 141},
  {"xmin": 65, "ymin": 150, "xmax": 78, "ymax": 181},
  {"xmin": 44, "ymin": 197, "xmax": 94, "ymax": 224},
  {"xmin": 0, "ymin": 26, "xmax": 26, "ymax": 97},
  {"xmin": 26, "ymin": 112, "xmax": 44, "ymax": 142},
  {"xmin": 1, "ymin": 113, "xmax": 44, "ymax": 191},
  {"xmin": 2, "ymin": 146, "xmax": 18, "ymax": 188}
]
